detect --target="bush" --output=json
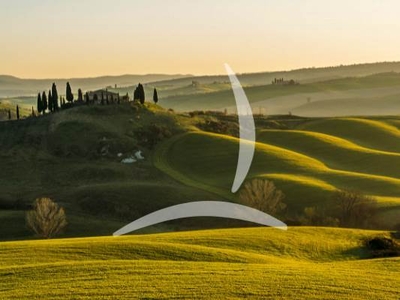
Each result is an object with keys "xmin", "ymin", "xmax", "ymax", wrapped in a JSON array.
[
  {"xmin": 26, "ymin": 198, "xmax": 67, "ymax": 238},
  {"xmin": 134, "ymin": 123, "xmax": 172, "ymax": 149},
  {"xmin": 300, "ymin": 206, "xmax": 339, "ymax": 227},
  {"xmin": 239, "ymin": 179, "xmax": 286, "ymax": 217},
  {"xmin": 334, "ymin": 190, "xmax": 377, "ymax": 228},
  {"xmin": 364, "ymin": 237, "xmax": 400, "ymax": 258}
]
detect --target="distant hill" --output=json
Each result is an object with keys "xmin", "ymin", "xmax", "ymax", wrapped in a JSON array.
[
  {"xmin": 161, "ymin": 72, "xmax": 400, "ymax": 116},
  {"xmin": 0, "ymin": 74, "xmax": 192, "ymax": 97},
  {"xmin": 149, "ymin": 61, "xmax": 400, "ymax": 88}
]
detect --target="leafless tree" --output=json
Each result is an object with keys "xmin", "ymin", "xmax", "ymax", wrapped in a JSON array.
[
  {"xmin": 26, "ymin": 197, "xmax": 67, "ymax": 238},
  {"xmin": 335, "ymin": 190, "xmax": 377, "ymax": 228},
  {"xmin": 239, "ymin": 179, "xmax": 286, "ymax": 216}
]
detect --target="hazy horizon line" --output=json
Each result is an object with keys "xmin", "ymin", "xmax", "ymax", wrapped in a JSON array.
[{"xmin": 2, "ymin": 61, "xmax": 400, "ymax": 81}]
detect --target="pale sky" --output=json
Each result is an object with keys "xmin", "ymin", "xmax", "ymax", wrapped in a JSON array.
[{"xmin": 1, "ymin": 0, "xmax": 400, "ymax": 78}]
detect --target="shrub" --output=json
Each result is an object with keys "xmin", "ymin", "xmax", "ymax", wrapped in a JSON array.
[
  {"xmin": 300, "ymin": 206, "xmax": 339, "ymax": 227},
  {"xmin": 363, "ymin": 237, "xmax": 400, "ymax": 258},
  {"xmin": 334, "ymin": 190, "xmax": 377, "ymax": 228},
  {"xmin": 239, "ymin": 179, "xmax": 286, "ymax": 217},
  {"xmin": 26, "ymin": 197, "xmax": 67, "ymax": 238}
]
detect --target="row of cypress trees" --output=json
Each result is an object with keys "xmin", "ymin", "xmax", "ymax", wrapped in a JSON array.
[{"xmin": 134, "ymin": 83, "xmax": 159, "ymax": 104}]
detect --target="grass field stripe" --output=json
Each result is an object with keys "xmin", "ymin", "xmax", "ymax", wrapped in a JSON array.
[
  {"xmin": 113, "ymin": 201, "xmax": 287, "ymax": 236},
  {"xmin": 224, "ymin": 63, "xmax": 256, "ymax": 193}
]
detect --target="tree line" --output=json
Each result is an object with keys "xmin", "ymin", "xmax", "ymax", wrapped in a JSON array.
[{"xmin": 7, "ymin": 82, "xmax": 160, "ymax": 121}]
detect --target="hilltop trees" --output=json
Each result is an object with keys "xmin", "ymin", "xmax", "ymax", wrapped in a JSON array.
[
  {"xmin": 16, "ymin": 105, "xmax": 20, "ymax": 120},
  {"xmin": 26, "ymin": 197, "xmax": 67, "ymax": 238},
  {"xmin": 66, "ymin": 82, "xmax": 74, "ymax": 104},
  {"xmin": 8, "ymin": 109, "xmax": 11, "ymax": 120},
  {"xmin": 153, "ymin": 88, "xmax": 158, "ymax": 104},
  {"xmin": 134, "ymin": 83, "xmax": 145, "ymax": 104}
]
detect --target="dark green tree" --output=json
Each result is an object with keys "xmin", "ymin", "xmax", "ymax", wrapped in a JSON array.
[
  {"xmin": 31, "ymin": 106, "xmax": 35, "ymax": 117},
  {"xmin": 77, "ymin": 88, "xmax": 83, "ymax": 102},
  {"xmin": 85, "ymin": 92, "xmax": 89, "ymax": 105},
  {"xmin": 37, "ymin": 93, "xmax": 42, "ymax": 114},
  {"xmin": 42, "ymin": 91, "xmax": 48, "ymax": 114},
  {"xmin": 48, "ymin": 90, "xmax": 53, "ymax": 112},
  {"xmin": 133, "ymin": 87, "xmax": 139, "ymax": 101},
  {"xmin": 139, "ymin": 83, "xmax": 145, "ymax": 104},
  {"xmin": 153, "ymin": 88, "xmax": 158, "ymax": 103},
  {"xmin": 66, "ymin": 82, "xmax": 74, "ymax": 104},
  {"xmin": 16, "ymin": 105, "xmax": 20, "ymax": 120},
  {"xmin": 8, "ymin": 109, "xmax": 11, "ymax": 120},
  {"xmin": 52, "ymin": 83, "xmax": 59, "ymax": 111}
]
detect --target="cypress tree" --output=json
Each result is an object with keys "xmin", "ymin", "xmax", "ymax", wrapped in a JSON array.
[
  {"xmin": 8, "ymin": 109, "xmax": 11, "ymax": 120},
  {"xmin": 48, "ymin": 90, "xmax": 53, "ymax": 112},
  {"xmin": 31, "ymin": 106, "xmax": 35, "ymax": 117},
  {"xmin": 16, "ymin": 105, "xmax": 20, "ymax": 120},
  {"xmin": 85, "ymin": 92, "xmax": 89, "ymax": 105},
  {"xmin": 66, "ymin": 82, "xmax": 74, "ymax": 104},
  {"xmin": 37, "ymin": 93, "xmax": 42, "ymax": 114},
  {"xmin": 153, "ymin": 88, "xmax": 158, "ymax": 104},
  {"xmin": 42, "ymin": 91, "xmax": 47, "ymax": 114},
  {"xmin": 139, "ymin": 83, "xmax": 145, "ymax": 104},
  {"xmin": 78, "ymin": 89, "xmax": 83, "ymax": 102},
  {"xmin": 52, "ymin": 83, "xmax": 59, "ymax": 111}
]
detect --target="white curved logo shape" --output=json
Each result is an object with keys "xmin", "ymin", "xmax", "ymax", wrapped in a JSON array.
[
  {"xmin": 113, "ymin": 201, "xmax": 286, "ymax": 236},
  {"xmin": 113, "ymin": 64, "xmax": 287, "ymax": 236},
  {"xmin": 224, "ymin": 64, "xmax": 256, "ymax": 192}
]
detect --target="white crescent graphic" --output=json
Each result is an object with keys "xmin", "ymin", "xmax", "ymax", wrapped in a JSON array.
[
  {"xmin": 113, "ymin": 64, "xmax": 286, "ymax": 236},
  {"xmin": 113, "ymin": 201, "xmax": 287, "ymax": 236},
  {"xmin": 224, "ymin": 64, "xmax": 256, "ymax": 192}
]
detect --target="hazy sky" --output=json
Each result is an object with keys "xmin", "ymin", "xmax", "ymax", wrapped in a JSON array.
[{"xmin": 1, "ymin": 0, "xmax": 400, "ymax": 78}]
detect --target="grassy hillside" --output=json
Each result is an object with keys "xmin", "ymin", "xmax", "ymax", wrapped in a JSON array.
[
  {"xmin": 156, "ymin": 117, "xmax": 400, "ymax": 227},
  {"xmin": 0, "ymin": 227, "xmax": 398, "ymax": 299},
  {"xmin": 2, "ymin": 104, "xmax": 400, "ymax": 241},
  {"xmin": 0, "ymin": 103, "xmax": 227, "ymax": 240}
]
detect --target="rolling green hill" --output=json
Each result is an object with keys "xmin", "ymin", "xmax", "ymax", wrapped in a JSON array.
[
  {"xmin": 0, "ymin": 227, "xmax": 398, "ymax": 299},
  {"xmin": 155, "ymin": 118, "xmax": 400, "ymax": 227},
  {"xmin": 1, "ymin": 104, "xmax": 400, "ymax": 241}
]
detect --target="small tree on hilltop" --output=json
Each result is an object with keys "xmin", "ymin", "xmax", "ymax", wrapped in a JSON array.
[
  {"xmin": 52, "ymin": 83, "xmax": 59, "ymax": 111},
  {"xmin": 26, "ymin": 197, "xmax": 67, "ymax": 238},
  {"xmin": 16, "ymin": 105, "xmax": 20, "ymax": 120},
  {"xmin": 239, "ymin": 178, "xmax": 286, "ymax": 216},
  {"xmin": 66, "ymin": 82, "xmax": 74, "ymax": 104},
  {"xmin": 48, "ymin": 90, "xmax": 53, "ymax": 112},
  {"xmin": 153, "ymin": 88, "xmax": 158, "ymax": 104},
  {"xmin": 37, "ymin": 93, "xmax": 42, "ymax": 115},
  {"xmin": 42, "ymin": 91, "xmax": 48, "ymax": 114},
  {"xmin": 77, "ymin": 88, "xmax": 83, "ymax": 102}
]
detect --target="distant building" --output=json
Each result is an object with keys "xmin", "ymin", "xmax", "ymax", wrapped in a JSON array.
[
  {"xmin": 87, "ymin": 89, "xmax": 122, "ymax": 104},
  {"xmin": 272, "ymin": 78, "xmax": 299, "ymax": 86}
]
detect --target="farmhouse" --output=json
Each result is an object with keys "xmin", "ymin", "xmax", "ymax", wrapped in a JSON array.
[{"xmin": 87, "ymin": 89, "xmax": 121, "ymax": 104}]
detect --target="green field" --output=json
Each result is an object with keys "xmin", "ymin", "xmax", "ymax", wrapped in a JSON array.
[{"xmin": 0, "ymin": 227, "xmax": 399, "ymax": 299}]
